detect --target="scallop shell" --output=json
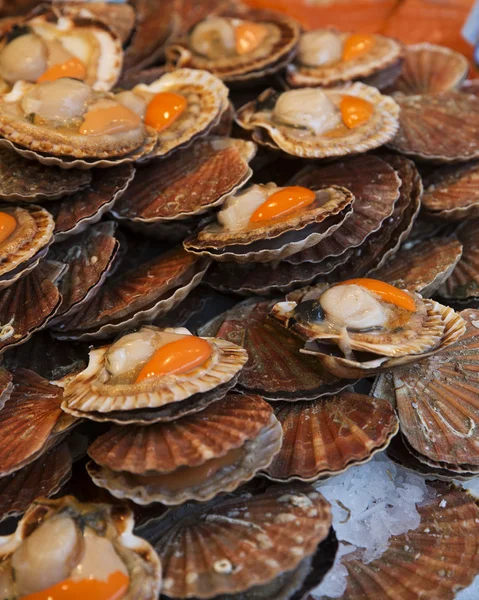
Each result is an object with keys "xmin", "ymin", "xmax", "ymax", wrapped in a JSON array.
[
  {"xmin": 87, "ymin": 396, "xmax": 283, "ymax": 505},
  {"xmin": 386, "ymin": 43, "xmax": 469, "ymax": 95},
  {"xmin": 51, "ymin": 247, "xmax": 209, "ymax": 340},
  {"xmin": 287, "ymin": 32, "xmax": 403, "ymax": 88},
  {"xmin": 140, "ymin": 484, "xmax": 331, "ymax": 599},
  {"xmin": 341, "ymin": 484, "xmax": 479, "ymax": 600},
  {"xmin": 136, "ymin": 69, "xmax": 230, "ymax": 160},
  {"xmin": 236, "ymin": 83, "xmax": 400, "ymax": 159},
  {"xmin": 0, "ymin": 367, "xmax": 12, "ymax": 409},
  {"xmin": 388, "ymin": 91, "xmax": 479, "ymax": 163},
  {"xmin": 422, "ymin": 161, "xmax": 479, "ymax": 221},
  {"xmin": 166, "ymin": 9, "xmax": 301, "ymax": 83},
  {"xmin": 198, "ymin": 298, "xmax": 350, "ymax": 401},
  {"xmin": 48, "ymin": 164, "xmax": 134, "ymax": 242},
  {"xmin": 0, "ymin": 442, "xmax": 72, "ymax": 522},
  {"xmin": 63, "ymin": 1, "xmax": 136, "ymax": 45},
  {"xmin": 184, "ymin": 185, "xmax": 354, "ymax": 264},
  {"xmin": 0, "ymin": 496, "xmax": 162, "ymax": 600},
  {"xmin": 112, "ymin": 137, "xmax": 255, "ymax": 224},
  {"xmin": 0, "ymin": 147, "xmax": 92, "ymax": 202},
  {"xmin": 48, "ymin": 222, "xmax": 119, "ymax": 324},
  {"xmin": 369, "ymin": 237, "xmax": 463, "ymax": 297},
  {"xmin": 263, "ymin": 393, "xmax": 398, "ymax": 482}
]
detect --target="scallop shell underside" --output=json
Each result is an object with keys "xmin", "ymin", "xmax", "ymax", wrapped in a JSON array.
[{"xmin": 439, "ymin": 220, "xmax": 479, "ymax": 302}]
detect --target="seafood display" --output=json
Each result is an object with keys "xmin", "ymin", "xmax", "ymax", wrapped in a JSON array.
[{"xmin": 0, "ymin": 1, "xmax": 477, "ymax": 600}]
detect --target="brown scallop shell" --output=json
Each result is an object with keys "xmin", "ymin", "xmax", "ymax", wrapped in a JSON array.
[
  {"xmin": 48, "ymin": 164, "xmax": 135, "ymax": 242},
  {"xmin": 112, "ymin": 137, "xmax": 255, "ymax": 224},
  {"xmin": 236, "ymin": 83, "xmax": 400, "ymax": 159},
  {"xmin": 0, "ymin": 147, "xmax": 92, "ymax": 202},
  {"xmin": 422, "ymin": 161, "xmax": 479, "ymax": 221},
  {"xmin": 198, "ymin": 298, "xmax": 350, "ymax": 401},
  {"xmin": 388, "ymin": 91, "xmax": 479, "ymax": 163},
  {"xmin": 62, "ymin": 1, "xmax": 136, "ymax": 44},
  {"xmin": 385, "ymin": 43, "xmax": 470, "ymax": 95},
  {"xmin": 184, "ymin": 185, "xmax": 354, "ymax": 264},
  {"xmin": 140, "ymin": 484, "xmax": 331, "ymax": 599},
  {"xmin": 51, "ymin": 248, "xmax": 210, "ymax": 340},
  {"xmin": 286, "ymin": 32, "xmax": 403, "ymax": 89},
  {"xmin": 263, "ymin": 393, "xmax": 398, "ymax": 482},
  {"xmin": 48, "ymin": 222, "xmax": 119, "ymax": 324},
  {"xmin": 341, "ymin": 483, "xmax": 479, "ymax": 600},
  {"xmin": 0, "ymin": 367, "xmax": 12, "ymax": 409},
  {"xmin": 166, "ymin": 9, "xmax": 301, "ymax": 83},
  {"xmin": 369, "ymin": 237, "xmax": 463, "ymax": 297},
  {"xmin": 0, "ymin": 442, "xmax": 72, "ymax": 522}
]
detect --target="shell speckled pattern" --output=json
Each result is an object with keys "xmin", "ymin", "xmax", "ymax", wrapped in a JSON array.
[
  {"xmin": 236, "ymin": 83, "xmax": 400, "ymax": 159},
  {"xmin": 263, "ymin": 393, "xmax": 398, "ymax": 482},
  {"xmin": 385, "ymin": 43, "xmax": 469, "ymax": 95},
  {"xmin": 166, "ymin": 9, "xmax": 301, "ymax": 83},
  {"xmin": 422, "ymin": 161, "xmax": 479, "ymax": 221},
  {"xmin": 287, "ymin": 32, "xmax": 403, "ymax": 89},
  {"xmin": 370, "ymin": 237, "xmax": 463, "ymax": 297},
  {"xmin": 51, "ymin": 247, "xmax": 210, "ymax": 340},
  {"xmin": 198, "ymin": 298, "xmax": 349, "ymax": 401},
  {"xmin": 112, "ymin": 137, "xmax": 256, "ymax": 224},
  {"xmin": 388, "ymin": 91, "xmax": 479, "ymax": 163},
  {"xmin": 0, "ymin": 496, "xmax": 162, "ymax": 600},
  {"xmin": 184, "ymin": 185, "xmax": 353, "ymax": 264},
  {"xmin": 341, "ymin": 484, "xmax": 479, "ymax": 600},
  {"xmin": 139, "ymin": 484, "xmax": 331, "ymax": 599}
]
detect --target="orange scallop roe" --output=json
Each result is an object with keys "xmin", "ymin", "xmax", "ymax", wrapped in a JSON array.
[
  {"xmin": 249, "ymin": 186, "xmax": 316, "ymax": 224},
  {"xmin": 37, "ymin": 57, "xmax": 87, "ymax": 83},
  {"xmin": 340, "ymin": 95, "xmax": 374, "ymax": 129},
  {"xmin": 337, "ymin": 278, "xmax": 416, "ymax": 312},
  {"xmin": 144, "ymin": 92, "xmax": 187, "ymax": 132},
  {"xmin": 79, "ymin": 104, "xmax": 141, "ymax": 136},
  {"xmin": 22, "ymin": 571, "xmax": 129, "ymax": 600},
  {"xmin": 235, "ymin": 21, "xmax": 268, "ymax": 55},
  {"xmin": 342, "ymin": 34, "xmax": 375, "ymax": 61},
  {"xmin": 0, "ymin": 211, "xmax": 16, "ymax": 244},
  {"xmin": 136, "ymin": 336, "xmax": 212, "ymax": 383}
]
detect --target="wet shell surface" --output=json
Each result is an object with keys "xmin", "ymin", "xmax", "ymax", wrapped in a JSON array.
[
  {"xmin": 0, "ymin": 366, "xmax": 12, "ymax": 408},
  {"xmin": 370, "ymin": 237, "xmax": 463, "ymax": 297},
  {"xmin": 184, "ymin": 184, "xmax": 353, "ymax": 264},
  {"xmin": 140, "ymin": 484, "xmax": 331, "ymax": 599},
  {"xmin": 112, "ymin": 137, "xmax": 256, "ymax": 223},
  {"xmin": 63, "ymin": 1, "xmax": 136, "ymax": 45},
  {"xmin": 0, "ymin": 495, "xmax": 162, "ymax": 600},
  {"xmin": 236, "ymin": 83, "xmax": 400, "ymax": 159},
  {"xmin": 263, "ymin": 393, "xmax": 398, "ymax": 482},
  {"xmin": 386, "ymin": 43, "xmax": 469, "ymax": 95},
  {"xmin": 87, "ymin": 394, "xmax": 282, "ymax": 505},
  {"xmin": 166, "ymin": 9, "xmax": 301, "ymax": 82},
  {"xmin": 422, "ymin": 161, "xmax": 479, "ymax": 221},
  {"xmin": 388, "ymin": 91, "xmax": 479, "ymax": 162},
  {"xmin": 287, "ymin": 31, "xmax": 402, "ymax": 88},
  {"xmin": 341, "ymin": 483, "xmax": 479, "ymax": 600}
]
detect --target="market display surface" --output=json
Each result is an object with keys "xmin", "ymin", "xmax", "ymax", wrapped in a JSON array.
[{"xmin": 0, "ymin": 1, "xmax": 477, "ymax": 599}]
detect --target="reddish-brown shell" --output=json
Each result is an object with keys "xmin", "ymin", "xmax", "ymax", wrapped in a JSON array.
[
  {"xmin": 264, "ymin": 393, "xmax": 398, "ymax": 482},
  {"xmin": 0, "ymin": 367, "xmax": 12, "ymax": 409},
  {"xmin": 439, "ymin": 220, "xmax": 479, "ymax": 302}
]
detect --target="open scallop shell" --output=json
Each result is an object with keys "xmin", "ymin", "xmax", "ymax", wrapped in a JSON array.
[
  {"xmin": 166, "ymin": 9, "xmax": 300, "ymax": 83},
  {"xmin": 263, "ymin": 393, "xmax": 398, "ymax": 482},
  {"xmin": 184, "ymin": 185, "xmax": 354, "ymax": 264},
  {"xmin": 236, "ymin": 83, "xmax": 400, "ymax": 159},
  {"xmin": 385, "ymin": 43, "xmax": 469, "ymax": 95},
  {"xmin": 422, "ymin": 161, "xmax": 479, "ymax": 221},
  {"xmin": 0, "ymin": 496, "xmax": 162, "ymax": 600},
  {"xmin": 62, "ymin": 1, "xmax": 136, "ymax": 45},
  {"xmin": 287, "ymin": 32, "xmax": 402, "ymax": 89},
  {"xmin": 341, "ymin": 484, "xmax": 479, "ymax": 600},
  {"xmin": 135, "ymin": 69, "xmax": 230, "ymax": 160},
  {"xmin": 198, "ymin": 298, "xmax": 350, "ymax": 401},
  {"xmin": 51, "ymin": 247, "xmax": 209, "ymax": 340},
  {"xmin": 388, "ymin": 91, "xmax": 479, "ymax": 163},
  {"xmin": 87, "ymin": 395, "xmax": 282, "ymax": 505},
  {"xmin": 112, "ymin": 137, "xmax": 255, "ymax": 224},
  {"xmin": 139, "ymin": 484, "xmax": 331, "ymax": 599},
  {"xmin": 370, "ymin": 237, "xmax": 463, "ymax": 297}
]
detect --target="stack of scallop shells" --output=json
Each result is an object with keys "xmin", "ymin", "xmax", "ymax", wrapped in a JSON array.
[{"xmin": 0, "ymin": 1, "xmax": 478, "ymax": 599}]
